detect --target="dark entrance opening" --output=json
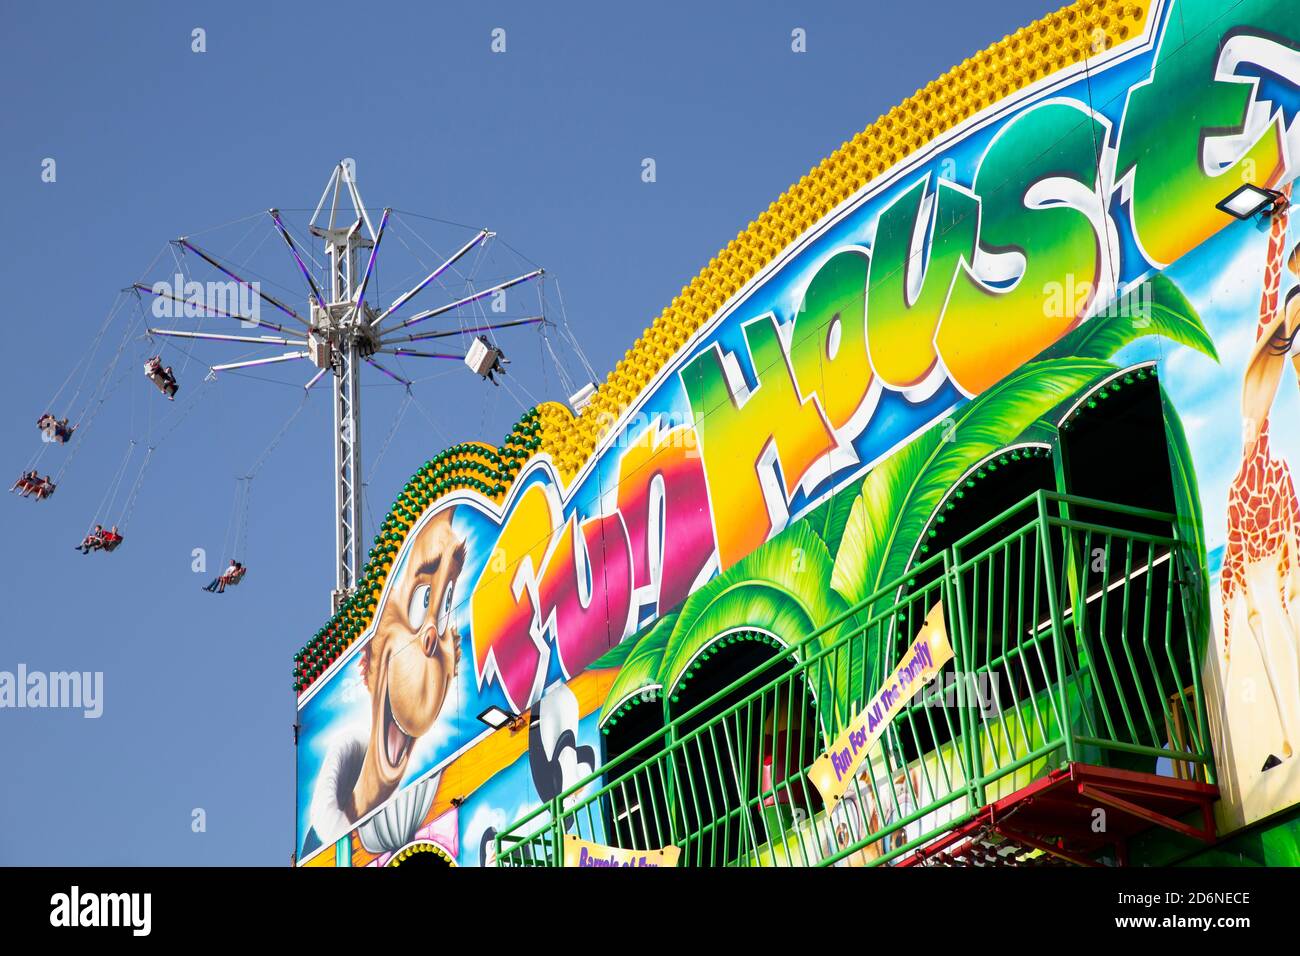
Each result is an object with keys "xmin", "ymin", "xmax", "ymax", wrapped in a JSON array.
[
  {"xmin": 665, "ymin": 633, "xmax": 823, "ymax": 866},
  {"xmin": 904, "ymin": 444, "xmax": 1059, "ymax": 759},
  {"xmin": 601, "ymin": 693, "xmax": 670, "ymax": 852},
  {"xmin": 1056, "ymin": 366, "xmax": 1194, "ymax": 775},
  {"xmin": 1058, "ymin": 367, "xmax": 1178, "ymax": 525}
]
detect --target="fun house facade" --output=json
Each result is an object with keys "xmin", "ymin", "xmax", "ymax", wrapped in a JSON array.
[{"xmin": 294, "ymin": 0, "xmax": 1300, "ymax": 867}]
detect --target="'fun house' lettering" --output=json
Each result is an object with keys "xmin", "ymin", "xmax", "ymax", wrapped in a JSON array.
[{"xmin": 467, "ymin": 0, "xmax": 1297, "ymax": 714}]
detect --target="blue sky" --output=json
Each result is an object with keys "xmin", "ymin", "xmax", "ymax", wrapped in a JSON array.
[{"xmin": 0, "ymin": 0, "xmax": 1063, "ymax": 864}]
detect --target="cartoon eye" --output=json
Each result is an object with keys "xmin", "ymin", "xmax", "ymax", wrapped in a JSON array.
[
  {"xmin": 408, "ymin": 584, "xmax": 432, "ymax": 631},
  {"xmin": 436, "ymin": 579, "xmax": 455, "ymax": 636}
]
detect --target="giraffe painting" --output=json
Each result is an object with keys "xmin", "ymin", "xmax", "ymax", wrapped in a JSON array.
[{"xmin": 1221, "ymin": 183, "xmax": 1300, "ymax": 772}]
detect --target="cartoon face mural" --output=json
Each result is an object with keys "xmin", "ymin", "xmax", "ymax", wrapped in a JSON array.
[
  {"xmin": 301, "ymin": 508, "xmax": 466, "ymax": 853},
  {"xmin": 352, "ymin": 507, "xmax": 465, "ymax": 819}
]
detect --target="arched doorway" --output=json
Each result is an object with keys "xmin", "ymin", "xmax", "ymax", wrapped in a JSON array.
[
  {"xmin": 601, "ymin": 684, "xmax": 671, "ymax": 852},
  {"xmin": 897, "ymin": 444, "xmax": 1059, "ymax": 766},
  {"xmin": 1055, "ymin": 363, "xmax": 1198, "ymax": 775},
  {"xmin": 665, "ymin": 630, "xmax": 822, "ymax": 866}
]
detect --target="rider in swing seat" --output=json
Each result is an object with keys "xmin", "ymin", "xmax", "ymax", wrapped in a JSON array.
[
  {"xmin": 101, "ymin": 526, "xmax": 123, "ymax": 552},
  {"xmin": 144, "ymin": 356, "xmax": 179, "ymax": 400},
  {"xmin": 76, "ymin": 525, "xmax": 105, "ymax": 555},
  {"xmin": 31, "ymin": 475, "xmax": 55, "ymax": 500},
  {"xmin": 38, "ymin": 415, "xmax": 74, "ymax": 443},
  {"xmin": 203, "ymin": 560, "xmax": 245, "ymax": 593},
  {"xmin": 11, "ymin": 471, "xmax": 38, "ymax": 495}
]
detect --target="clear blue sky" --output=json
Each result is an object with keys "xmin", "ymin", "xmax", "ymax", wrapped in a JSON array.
[{"xmin": 0, "ymin": 0, "xmax": 1062, "ymax": 865}]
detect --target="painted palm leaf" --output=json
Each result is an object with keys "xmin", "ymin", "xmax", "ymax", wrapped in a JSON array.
[
  {"xmin": 1015, "ymin": 419, "xmax": 1062, "ymax": 447},
  {"xmin": 599, "ymin": 613, "xmax": 676, "ymax": 723},
  {"xmin": 1015, "ymin": 267, "xmax": 1216, "ymax": 448},
  {"xmin": 807, "ymin": 479, "xmax": 862, "ymax": 555},
  {"xmin": 657, "ymin": 522, "xmax": 843, "ymax": 697},
  {"xmin": 827, "ymin": 357, "xmax": 1122, "ymax": 723},
  {"xmin": 831, "ymin": 356, "xmax": 1120, "ymax": 609}
]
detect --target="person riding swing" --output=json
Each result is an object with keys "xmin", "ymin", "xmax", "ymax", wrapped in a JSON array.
[
  {"xmin": 203, "ymin": 559, "xmax": 246, "ymax": 593},
  {"xmin": 13, "ymin": 472, "xmax": 55, "ymax": 500},
  {"xmin": 144, "ymin": 356, "xmax": 179, "ymax": 400},
  {"xmin": 38, "ymin": 414, "xmax": 74, "ymax": 443},
  {"xmin": 76, "ymin": 525, "xmax": 106, "ymax": 555},
  {"xmin": 11, "ymin": 471, "xmax": 38, "ymax": 496}
]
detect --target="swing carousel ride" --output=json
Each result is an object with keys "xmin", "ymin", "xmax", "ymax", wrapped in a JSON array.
[{"xmin": 13, "ymin": 162, "xmax": 592, "ymax": 605}]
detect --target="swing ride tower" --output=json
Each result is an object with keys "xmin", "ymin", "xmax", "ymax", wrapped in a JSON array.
[
  {"xmin": 141, "ymin": 161, "xmax": 545, "ymax": 611},
  {"xmin": 297, "ymin": 165, "xmax": 382, "ymax": 612}
]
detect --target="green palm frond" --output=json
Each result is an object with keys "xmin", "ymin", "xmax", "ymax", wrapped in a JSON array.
[
  {"xmin": 599, "ymin": 613, "xmax": 676, "ymax": 723},
  {"xmin": 831, "ymin": 356, "xmax": 1120, "ymax": 610},
  {"xmin": 807, "ymin": 480, "xmax": 862, "ymax": 554},
  {"xmin": 658, "ymin": 523, "xmax": 843, "ymax": 695}
]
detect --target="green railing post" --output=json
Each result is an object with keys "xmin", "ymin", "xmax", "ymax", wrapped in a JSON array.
[
  {"xmin": 946, "ymin": 549, "xmax": 982, "ymax": 813},
  {"xmin": 1168, "ymin": 501, "xmax": 1216, "ymax": 785},
  {"xmin": 551, "ymin": 796, "xmax": 562, "ymax": 867},
  {"xmin": 1037, "ymin": 491, "xmax": 1074, "ymax": 767}
]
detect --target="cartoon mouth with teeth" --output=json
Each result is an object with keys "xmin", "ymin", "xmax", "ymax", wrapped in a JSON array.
[{"xmin": 348, "ymin": 507, "xmax": 465, "ymax": 822}]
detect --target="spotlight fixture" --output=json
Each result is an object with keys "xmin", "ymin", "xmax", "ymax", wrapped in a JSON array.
[
  {"xmin": 477, "ymin": 705, "xmax": 513, "ymax": 730},
  {"xmin": 1217, "ymin": 183, "xmax": 1289, "ymax": 220}
]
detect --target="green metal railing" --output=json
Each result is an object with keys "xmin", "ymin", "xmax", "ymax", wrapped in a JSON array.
[{"xmin": 493, "ymin": 491, "xmax": 1213, "ymax": 867}]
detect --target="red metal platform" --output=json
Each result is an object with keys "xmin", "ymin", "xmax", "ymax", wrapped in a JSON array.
[{"xmin": 897, "ymin": 763, "xmax": 1219, "ymax": 867}]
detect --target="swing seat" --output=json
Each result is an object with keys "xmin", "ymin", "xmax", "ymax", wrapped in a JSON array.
[
  {"xmin": 101, "ymin": 533, "xmax": 123, "ymax": 552},
  {"xmin": 37, "ymin": 415, "xmax": 73, "ymax": 443},
  {"xmin": 465, "ymin": 336, "xmax": 508, "ymax": 381}
]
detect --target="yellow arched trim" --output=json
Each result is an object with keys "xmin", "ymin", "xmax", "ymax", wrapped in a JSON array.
[
  {"xmin": 387, "ymin": 840, "xmax": 457, "ymax": 867},
  {"xmin": 533, "ymin": 0, "xmax": 1151, "ymax": 484}
]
